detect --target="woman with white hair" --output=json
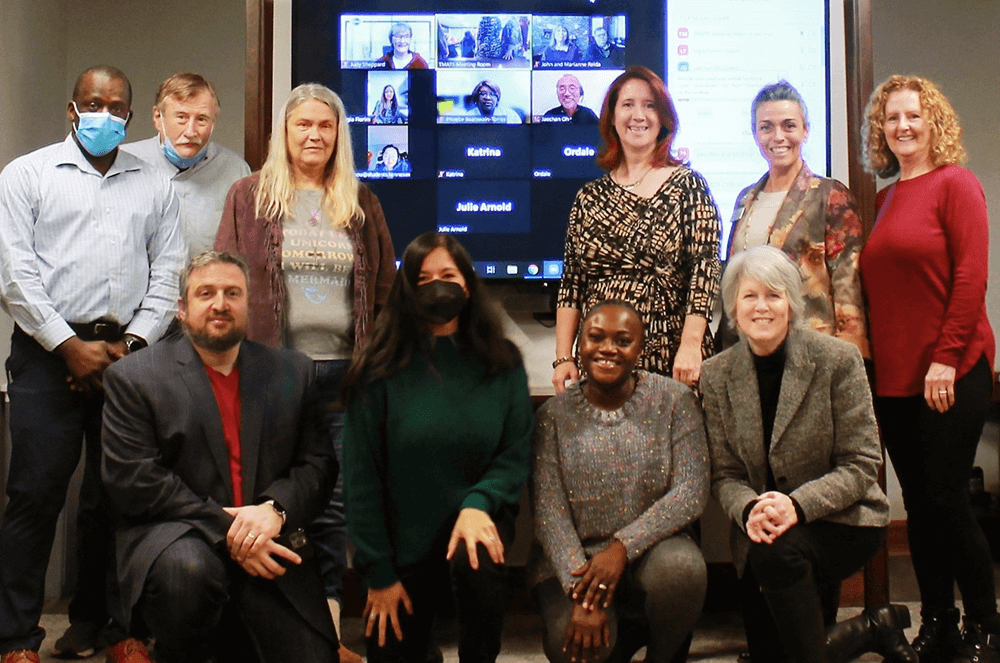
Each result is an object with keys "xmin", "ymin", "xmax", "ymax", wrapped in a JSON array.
[
  {"xmin": 215, "ymin": 82, "xmax": 396, "ymax": 663},
  {"xmin": 378, "ymin": 22, "xmax": 428, "ymax": 70},
  {"xmin": 700, "ymin": 246, "xmax": 914, "ymax": 663}
]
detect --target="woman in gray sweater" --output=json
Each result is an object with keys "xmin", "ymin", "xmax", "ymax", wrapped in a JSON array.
[{"xmin": 529, "ymin": 300, "xmax": 709, "ymax": 663}]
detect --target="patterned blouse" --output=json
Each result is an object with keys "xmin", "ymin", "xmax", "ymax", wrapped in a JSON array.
[{"xmin": 557, "ymin": 167, "xmax": 722, "ymax": 375}]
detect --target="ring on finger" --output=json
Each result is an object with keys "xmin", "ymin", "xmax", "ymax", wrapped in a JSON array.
[
  {"xmin": 938, "ymin": 389, "xmax": 948, "ymax": 395},
  {"xmin": 246, "ymin": 532, "xmax": 256, "ymax": 540},
  {"xmin": 368, "ymin": 614, "xmax": 377, "ymax": 621},
  {"xmin": 598, "ymin": 583, "xmax": 608, "ymax": 590}
]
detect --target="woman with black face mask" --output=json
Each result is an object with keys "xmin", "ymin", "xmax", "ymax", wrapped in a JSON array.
[{"xmin": 341, "ymin": 232, "xmax": 533, "ymax": 663}]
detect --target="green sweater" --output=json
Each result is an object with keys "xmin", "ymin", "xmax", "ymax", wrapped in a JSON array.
[{"xmin": 343, "ymin": 339, "xmax": 533, "ymax": 589}]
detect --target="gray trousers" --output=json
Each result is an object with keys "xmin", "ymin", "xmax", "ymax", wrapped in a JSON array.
[{"xmin": 534, "ymin": 534, "xmax": 707, "ymax": 663}]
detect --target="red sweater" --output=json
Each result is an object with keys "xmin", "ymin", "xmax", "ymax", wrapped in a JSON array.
[{"xmin": 860, "ymin": 165, "xmax": 994, "ymax": 397}]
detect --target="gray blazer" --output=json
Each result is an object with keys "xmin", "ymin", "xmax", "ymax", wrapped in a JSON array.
[
  {"xmin": 101, "ymin": 333, "xmax": 337, "ymax": 642},
  {"xmin": 700, "ymin": 328, "xmax": 888, "ymax": 574}
]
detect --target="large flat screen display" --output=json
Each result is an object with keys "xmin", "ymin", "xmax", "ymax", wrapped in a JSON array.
[{"xmin": 293, "ymin": 0, "xmax": 831, "ymax": 280}]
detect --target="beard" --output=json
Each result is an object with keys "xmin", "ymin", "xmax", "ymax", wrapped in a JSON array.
[{"xmin": 182, "ymin": 318, "xmax": 246, "ymax": 353}]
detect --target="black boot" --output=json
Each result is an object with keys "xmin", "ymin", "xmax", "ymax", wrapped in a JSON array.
[
  {"xmin": 825, "ymin": 604, "xmax": 917, "ymax": 663},
  {"xmin": 912, "ymin": 607, "xmax": 964, "ymax": 663},
  {"xmin": 953, "ymin": 617, "xmax": 1000, "ymax": 663},
  {"xmin": 761, "ymin": 575, "xmax": 829, "ymax": 663}
]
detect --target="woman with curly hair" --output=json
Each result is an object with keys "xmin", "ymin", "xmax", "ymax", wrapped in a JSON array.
[
  {"xmin": 718, "ymin": 81, "xmax": 868, "ymax": 359},
  {"xmin": 859, "ymin": 75, "xmax": 997, "ymax": 663}
]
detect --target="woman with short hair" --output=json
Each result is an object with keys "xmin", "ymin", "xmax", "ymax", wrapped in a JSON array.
[
  {"xmin": 719, "ymin": 81, "xmax": 867, "ymax": 357},
  {"xmin": 531, "ymin": 300, "xmax": 709, "ymax": 663},
  {"xmin": 701, "ymin": 246, "xmax": 915, "ymax": 663},
  {"xmin": 379, "ymin": 22, "xmax": 428, "ymax": 70}
]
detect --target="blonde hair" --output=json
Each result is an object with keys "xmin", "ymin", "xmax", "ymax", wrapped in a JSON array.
[
  {"xmin": 722, "ymin": 246, "xmax": 805, "ymax": 332},
  {"xmin": 255, "ymin": 83, "xmax": 363, "ymax": 230},
  {"xmin": 862, "ymin": 75, "xmax": 966, "ymax": 178}
]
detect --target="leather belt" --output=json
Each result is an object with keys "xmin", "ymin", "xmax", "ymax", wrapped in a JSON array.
[{"xmin": 69, "ymin": 320, "xmax": 124, "ymax": 342}]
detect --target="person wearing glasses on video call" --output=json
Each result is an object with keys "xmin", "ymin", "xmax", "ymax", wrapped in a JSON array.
[
  {"xmin": 379, "ymin": 22, "xmax": 428, "ymax": 70},
  {"xmin": 464, "ymin": 79, "xmax": 523, "ymax": 124}
]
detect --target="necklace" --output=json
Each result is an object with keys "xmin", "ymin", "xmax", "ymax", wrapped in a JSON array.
[
  {"xmin": 742, "ymin": 192, "xmax": 784, "ymax": 251},
  {"xmin": 618, "ymin": 166, "xmax": 653, "ymax": 191}
]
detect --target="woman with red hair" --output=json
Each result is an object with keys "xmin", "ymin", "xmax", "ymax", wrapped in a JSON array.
[{"xmin": 552, "ymin": 66, "xmax": 722, "ymax": 393}]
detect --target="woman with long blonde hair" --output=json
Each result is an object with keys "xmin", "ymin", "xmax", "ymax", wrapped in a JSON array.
[{"xmin": 216, "ymin": 82, "xmax": 396, "ymax": 663}]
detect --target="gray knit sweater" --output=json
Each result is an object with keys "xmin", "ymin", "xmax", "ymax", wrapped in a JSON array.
[{"xmin": 528, "ymin": 372, "xmax": 710, "ymax": 592}]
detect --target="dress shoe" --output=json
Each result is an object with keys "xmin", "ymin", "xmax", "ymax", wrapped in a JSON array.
[
  {"xmin": 953, "ymin": 618, "xmax": 1000, "ymax": 663},
  {"xmin": 912, "ymin": 607, "xmax": 964, "ymax": 663},
  {"xmin": 339, "ymin": 642, "xmax": 363, "ymax": 663},
  {"xmin": 1, "ymin": 651, "xmax": 40, "ymax": 663},
  {"xmin": 52, "ymin": 620, "xmax": 103, "ymax": 658},
  {"xmin": 104, "ymin": 639, "xmax": 152, "ymax": 663}
]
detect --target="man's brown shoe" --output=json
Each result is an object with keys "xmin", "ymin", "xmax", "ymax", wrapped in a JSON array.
[
  {"xmin": 1, "ymin": 651, "xmax": 41, "ymax": 663},
  {"xmin": 104, "ymin": 639, "xmax": 152, "ymax": 663},
  {"xmin": 339, "ymin": 642, "xmax": 363, "ymax": 663}
]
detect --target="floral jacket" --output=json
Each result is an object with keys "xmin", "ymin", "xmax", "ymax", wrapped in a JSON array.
[{"xmin": 719, "ymin": 163, "xmax": 869, "ymax": 358}]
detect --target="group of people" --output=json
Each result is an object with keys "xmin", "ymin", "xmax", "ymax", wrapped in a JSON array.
[
  {"xmin": 550, "ymin": 65, "xmax": 996, "ymax": 663},
  {"xmin": 0, "ymin": 58, "xmax": 994, "ymax": 663},
  {"xmin": 539, "ymin": 24, "xmax": 623, "ymax": 66}
]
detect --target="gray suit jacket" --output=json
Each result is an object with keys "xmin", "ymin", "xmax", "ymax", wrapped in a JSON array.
[
  {"xmin": 101, "ymin": 333, "xmax": 337, "ymax": 639},
  {"xmin": 700, "ymin": 328, "xmax": 888, "ymax": 573}
]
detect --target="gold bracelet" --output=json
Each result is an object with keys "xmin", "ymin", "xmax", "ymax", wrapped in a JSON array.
[{"xmin": 552, "ymin": 356, "xmax": 577, "ymax": 369}]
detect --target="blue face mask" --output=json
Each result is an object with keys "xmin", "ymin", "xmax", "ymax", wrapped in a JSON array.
[
  {"xmin": 73, "ymin": 102, "xmax": 129, "ymax": 157},
  {"xmin": 161, "ymin": 132, "xmax": 209, "ymax": 170}
]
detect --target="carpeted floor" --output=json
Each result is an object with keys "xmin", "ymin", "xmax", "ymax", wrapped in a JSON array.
[{"xmin": 34, "ymin": 556, "xmax": 1000, "ymax": 662}]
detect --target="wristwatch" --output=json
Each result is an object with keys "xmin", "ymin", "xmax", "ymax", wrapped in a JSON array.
[
  {"xmin": 123, "ymin": 334, "xmax": 147, "ymax": 354},
  {"xmin": 264, "ymin": 499, "xmax": 287, "ymax": 527}
]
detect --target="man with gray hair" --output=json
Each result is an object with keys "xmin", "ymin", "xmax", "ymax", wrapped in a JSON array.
[
  {"xmin": 101, "ymin": 251, "xmax": 340, "ymax": 663},
  {"xmin": 123, "ymin": 73, "xmax": 250, "ymax": 257}
]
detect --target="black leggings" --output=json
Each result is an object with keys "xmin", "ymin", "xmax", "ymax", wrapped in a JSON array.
[{"xmin": 874, "ymin": 356, "xmax": 997, "ymax": 620}]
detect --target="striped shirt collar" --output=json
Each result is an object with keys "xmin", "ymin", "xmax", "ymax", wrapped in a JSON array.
[{"xmin": 55, "ymin": 133, "xmax": 145, "ymax": 177}]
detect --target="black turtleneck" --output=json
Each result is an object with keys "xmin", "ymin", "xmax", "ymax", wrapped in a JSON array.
[{"xmin": 752, "ymin": 340, "xmax": 787, "ymax": 454}]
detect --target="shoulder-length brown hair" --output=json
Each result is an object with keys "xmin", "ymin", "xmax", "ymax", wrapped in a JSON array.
[
  {"xmin": 596, "ymin": 66, "xmax": 680, "ymax": 172},
  {"xmin": 862, "ymin": 75, "xmax": 966, "ymax": 179}
]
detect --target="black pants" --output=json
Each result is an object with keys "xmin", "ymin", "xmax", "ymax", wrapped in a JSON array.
[
  {"xmin": 744, "ymin": 520, "xmax": 886, "ymax": 663},
  {"xmin": 365, "ymin": 508, "xmax": 516, "ymax": 663},
  {"xmin": 740, "ymin": 560, "xmax": 842, "ymax": 663},
  {"xmin": 874, "ymin": 355, "xmax": 997, "ymax": 620},
  {"xmin": 138, "ymin": 533, "xmax": 338, "ymax": 663},
  {"xmin": 0, "ymin": 327, "xmax": 126, "ymax": 652}
]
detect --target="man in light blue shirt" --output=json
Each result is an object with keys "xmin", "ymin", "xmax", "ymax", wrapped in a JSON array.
[
  {"xmin": 123, "ymin": 73, "xmax": 250, "ymax": 258},
  {"xmin": 0, "ymin": 65, "xmax": 184, "ymax": 663}
]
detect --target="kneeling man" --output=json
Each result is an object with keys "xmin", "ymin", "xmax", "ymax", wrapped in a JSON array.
[{"xmin": 101, "ymin": 251, "xmax": 339, "ymax": 662}]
